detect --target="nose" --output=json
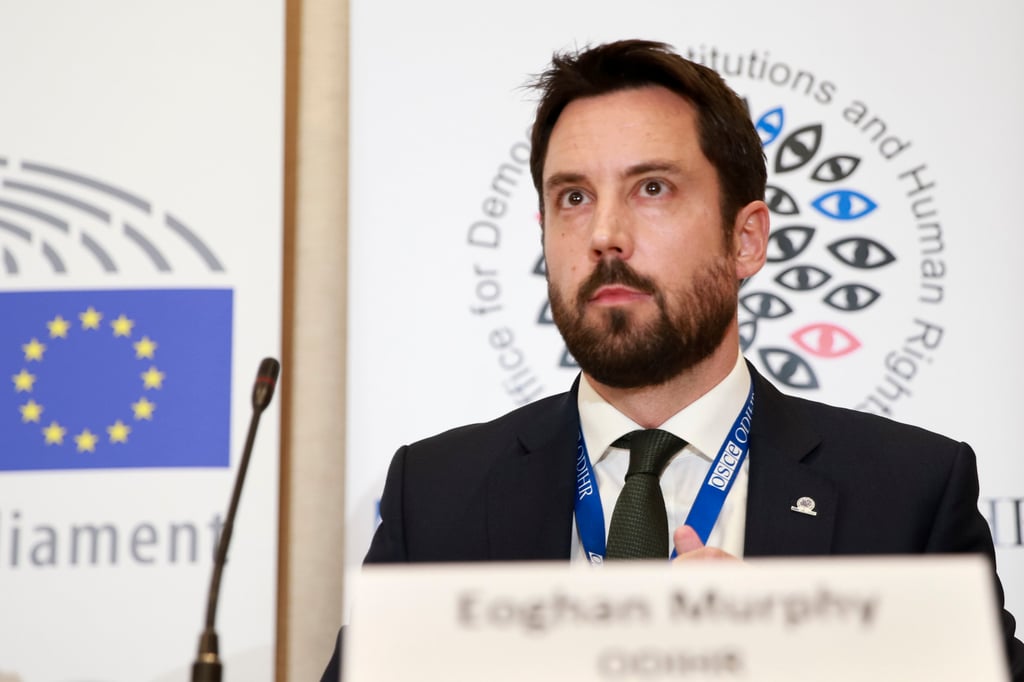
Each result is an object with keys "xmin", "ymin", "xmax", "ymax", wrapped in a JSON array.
[{"xmin": 589, "ymin": 202, "xmax": 633, "ymax": 261}]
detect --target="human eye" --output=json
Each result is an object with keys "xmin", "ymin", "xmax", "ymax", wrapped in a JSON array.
[
  {"xmin": 558, "ymin": 188, "xmax": 591, "ymax": 209},
  {"xmin": 638, "ymin": 179, "xmax": 667, "ymax": 197}
]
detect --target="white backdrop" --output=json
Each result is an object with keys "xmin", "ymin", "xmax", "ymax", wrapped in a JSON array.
[
  {"xmin": 346, "ymin": 0, "xmax": 1024, "ymax": 629},
  {"xmin": 0, "ymin": 3, "xmax": 283, "ymax": 681}
]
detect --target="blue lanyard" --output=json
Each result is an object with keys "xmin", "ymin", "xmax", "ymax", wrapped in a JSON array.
[{"xmin": 573, "ymin": 382, "xmax": 755, "ymax": 563}]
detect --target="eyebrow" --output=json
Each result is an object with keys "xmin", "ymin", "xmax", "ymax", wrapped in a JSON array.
[
  {"xmin": 623, "ymin": 161, "xmax": 682, "ymax": 178},
  {"xmin": 543, "ymin": 161, "xmax": 683, "ymax": 195},
  {"xmin": 543, "ymin": 172, "xmax": 586, "ymax": 195}
]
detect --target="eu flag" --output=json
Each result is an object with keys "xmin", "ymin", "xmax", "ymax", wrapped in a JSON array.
[{"xmin": 0, "ymin": 289, "xmax": 232, "ymax": 471}]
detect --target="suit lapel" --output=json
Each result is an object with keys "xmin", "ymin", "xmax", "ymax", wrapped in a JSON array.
[
  {"xmin": 743, "ymin": 365, "xmax": 839, "ymax": 557},
  {"xmin": 482, "ymin": 366, "xmax": 841, "ymax": 560},
  {"xmin": 486, "ymin": 383, "xmax": 580, "ymax": 561}
]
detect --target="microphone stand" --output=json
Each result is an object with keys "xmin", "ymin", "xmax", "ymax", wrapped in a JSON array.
[{"xmin": 191, "ymin": 357, "xmax": 280, "ymax": 682}]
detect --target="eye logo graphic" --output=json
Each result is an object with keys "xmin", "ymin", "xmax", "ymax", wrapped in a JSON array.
[
  {"xmin": 737, "ymin": 107, "xmax": 894, "ymax": 390},
  {"xmin": 0, "ymin": 158, "xmax": 233, "ymax": 471}
]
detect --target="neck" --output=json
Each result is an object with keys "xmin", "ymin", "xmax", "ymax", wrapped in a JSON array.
[{"xmin": 584, "ymin": 333, "xmax": 741, "ymax": 428}]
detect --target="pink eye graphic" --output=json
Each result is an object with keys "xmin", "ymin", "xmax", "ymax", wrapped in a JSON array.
[{"xmin": 791, "ymin": 323, "xmax": 861, "ymax": 358}]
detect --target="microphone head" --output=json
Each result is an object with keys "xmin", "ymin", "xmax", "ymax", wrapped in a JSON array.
[{"xmin": 251, "ymin": 357, "xmax": 280, "ymax": 411}]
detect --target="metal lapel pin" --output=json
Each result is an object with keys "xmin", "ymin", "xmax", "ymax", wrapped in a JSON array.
[{"xmin": 790, "ymin": 496, "xmax": 818, "ymax": 516}]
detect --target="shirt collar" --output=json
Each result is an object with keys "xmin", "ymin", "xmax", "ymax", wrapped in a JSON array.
[{"xmin": 577, "ymin": 352, "xmax": 751, "ymax": 462}]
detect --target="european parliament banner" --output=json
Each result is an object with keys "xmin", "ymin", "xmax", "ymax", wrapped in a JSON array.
[
  {"xmin": 0, "ymin": 4, "xmax": 282, "ymax": 682},
  {"xmin": 347, "ymin": 0, "xmax": 1024, "ymax": 626}
]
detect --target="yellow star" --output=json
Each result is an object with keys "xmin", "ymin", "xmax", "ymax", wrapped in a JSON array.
[
  {"xmin": 48, "ymin": 315, "xmax": 71, "ymax": 339},
  {"xmin": 20, "ymin": 399, "xmax": 43, "ymax": 423},
  {"xmin": 111, "ymin": 314, "xmax": 134, "ymax": 337},
  {"xmin": 141, "ymin": 366, "xmax": 165, "ymax": 390},
  {"xmin": 12, "ymin": 369, "xmax": 36, "ymax": 392},
  {"xmin": 132, "ymin": 397, "xmax": 156, "ymax": 420},
  {"xmin": 133, "ymin": 336, "xmax": 158, "ymax": 359},
  {"xmin": 43, "ymin": 421, "xmax": 66, "ymax": 445},
  {"xmin": 22, "ymin": 338, "xmax": 46, "ymax": 361},
  {"xmin": 74, "ymin": 429, "xmax": 99, "ymax": 453},
  {"xmin": 80, "ymin": 307, "xmax": 102, "ymax": 330},
  {"xmin": 107, "ymin": 420, "xmax": 131, "ymax": 443}
]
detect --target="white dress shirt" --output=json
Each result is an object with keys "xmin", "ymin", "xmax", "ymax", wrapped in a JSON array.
[{"xmin": 570, "ymin": 352, "xmax": 751, "ymax": 562}]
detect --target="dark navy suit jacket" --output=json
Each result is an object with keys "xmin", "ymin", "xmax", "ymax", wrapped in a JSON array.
[{"xmin": 321, "ymin": 364, "xmax": 1024, "ymax": 680}]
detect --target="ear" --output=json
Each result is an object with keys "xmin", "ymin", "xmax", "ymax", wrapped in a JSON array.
[{"xmin": 731, "ymin": 200, "xmax": 770, "ymax": 280}]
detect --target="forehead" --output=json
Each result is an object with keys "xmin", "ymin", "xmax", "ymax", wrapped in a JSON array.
[{"xmin": 543, "ymin": 86, "xmax": 705, "ymax": 179}]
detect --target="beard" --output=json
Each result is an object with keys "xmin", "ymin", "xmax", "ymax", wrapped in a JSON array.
[{"xmin": 548, "ymin": 257, "xmax": 737, "ymax": 389}]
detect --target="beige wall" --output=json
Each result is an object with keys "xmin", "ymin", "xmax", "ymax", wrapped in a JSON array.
[{"xmin": 278, "ymin": 0, "xmax": 349, "ymax": 679}]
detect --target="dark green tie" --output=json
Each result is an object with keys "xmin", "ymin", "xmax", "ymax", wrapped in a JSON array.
[{"xmin": 605, "ymin": 429, "xmax": 685, "ymax": 559}]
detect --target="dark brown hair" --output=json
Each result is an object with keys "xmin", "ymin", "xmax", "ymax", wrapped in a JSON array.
[{"xmin": 528, "ymin": 39, "xmax": 766, "ymax": 231}]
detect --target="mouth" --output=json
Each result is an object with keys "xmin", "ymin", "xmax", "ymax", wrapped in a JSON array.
[
  {"xmin": 575, "ymin": 258, "xmax": 658, "ymax": 310},
  {"xmin": 588, "ymin": 285, "xmax": 652, "ymax": 306}
]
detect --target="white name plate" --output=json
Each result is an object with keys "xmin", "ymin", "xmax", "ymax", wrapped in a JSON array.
[{"xmin": 342, "ymin": 556, "xmax": 1009, "ymax": 682}]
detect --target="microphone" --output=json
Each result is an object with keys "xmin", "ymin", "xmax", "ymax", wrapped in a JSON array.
[{"xmin": 191, "ymin": 357, "xmax": 281, "ymax": 682}]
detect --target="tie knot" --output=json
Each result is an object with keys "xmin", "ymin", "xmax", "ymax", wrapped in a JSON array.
[{"xmin": 617, "ymin": 428, "xmax": 685, "ymax": 478}]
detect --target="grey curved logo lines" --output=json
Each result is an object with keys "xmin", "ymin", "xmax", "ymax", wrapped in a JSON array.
[{"xmin": 0, "ymin": 157, "xmax": 224, "ymax": 276}]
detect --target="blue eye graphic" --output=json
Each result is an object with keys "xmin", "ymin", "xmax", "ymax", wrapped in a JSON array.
[
  {"xmin": 824, "ymin": 283, "xmax": 881, "ymax": 311},
  {"xmin": 766, "ymin": 225, "xmax": 815, "ymax": 262},
  {"xmin": 827, "ymin": 237, "xmax": 896, "ymax": 269},
  {"xmin": 759, "ymin": 347, "xmax": 820, "ymax": 389},
  {"xmin": 775, "ymin": 265, "xmax": 831, "ymax": 291},
  {"xmin": 774, "ymin": 124, "xmax": 823, "ymax": 173},
  {"xmin": 766, "ymin": 185, "xmax": 799, "ymax": 215},
  {"xmin": 756, "ymin": 107, "xmax": 785, "ymax": 146},
  {"xmin": 812, "ymin": 190, "xmax": 878, "ymax": 220},
  {"xmin": 811, "ymin": 155, "xmax": 861, "ymax": 183},
  {"xmin": 740, "ymin": 292, "xmax": 793, "ymax": 319}
]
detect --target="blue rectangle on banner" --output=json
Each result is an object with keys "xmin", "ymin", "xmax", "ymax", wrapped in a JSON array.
[{"xmin": 0, "ymin": 289, "xmax": 233, "ymax": 471}]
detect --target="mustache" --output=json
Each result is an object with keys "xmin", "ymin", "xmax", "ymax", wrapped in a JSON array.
[{"xmin": 575, "ymin": 259, "xmax": 657, "ymax": 307}]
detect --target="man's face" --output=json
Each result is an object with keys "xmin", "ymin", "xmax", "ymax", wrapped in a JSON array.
[{"xmin": 541, "ymin": 86, "xmax": 739, "ymax": 389}]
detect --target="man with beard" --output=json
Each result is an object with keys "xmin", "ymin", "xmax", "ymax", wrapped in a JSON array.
[{"xmin": 321, "ymin": 39, "xmax": 1023, "ymax": 679}]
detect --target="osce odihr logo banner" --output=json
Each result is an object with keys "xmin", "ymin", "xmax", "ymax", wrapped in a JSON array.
[{"xmin": 2, "ymin": 288, "xmax": 232, "ymax": 471}]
